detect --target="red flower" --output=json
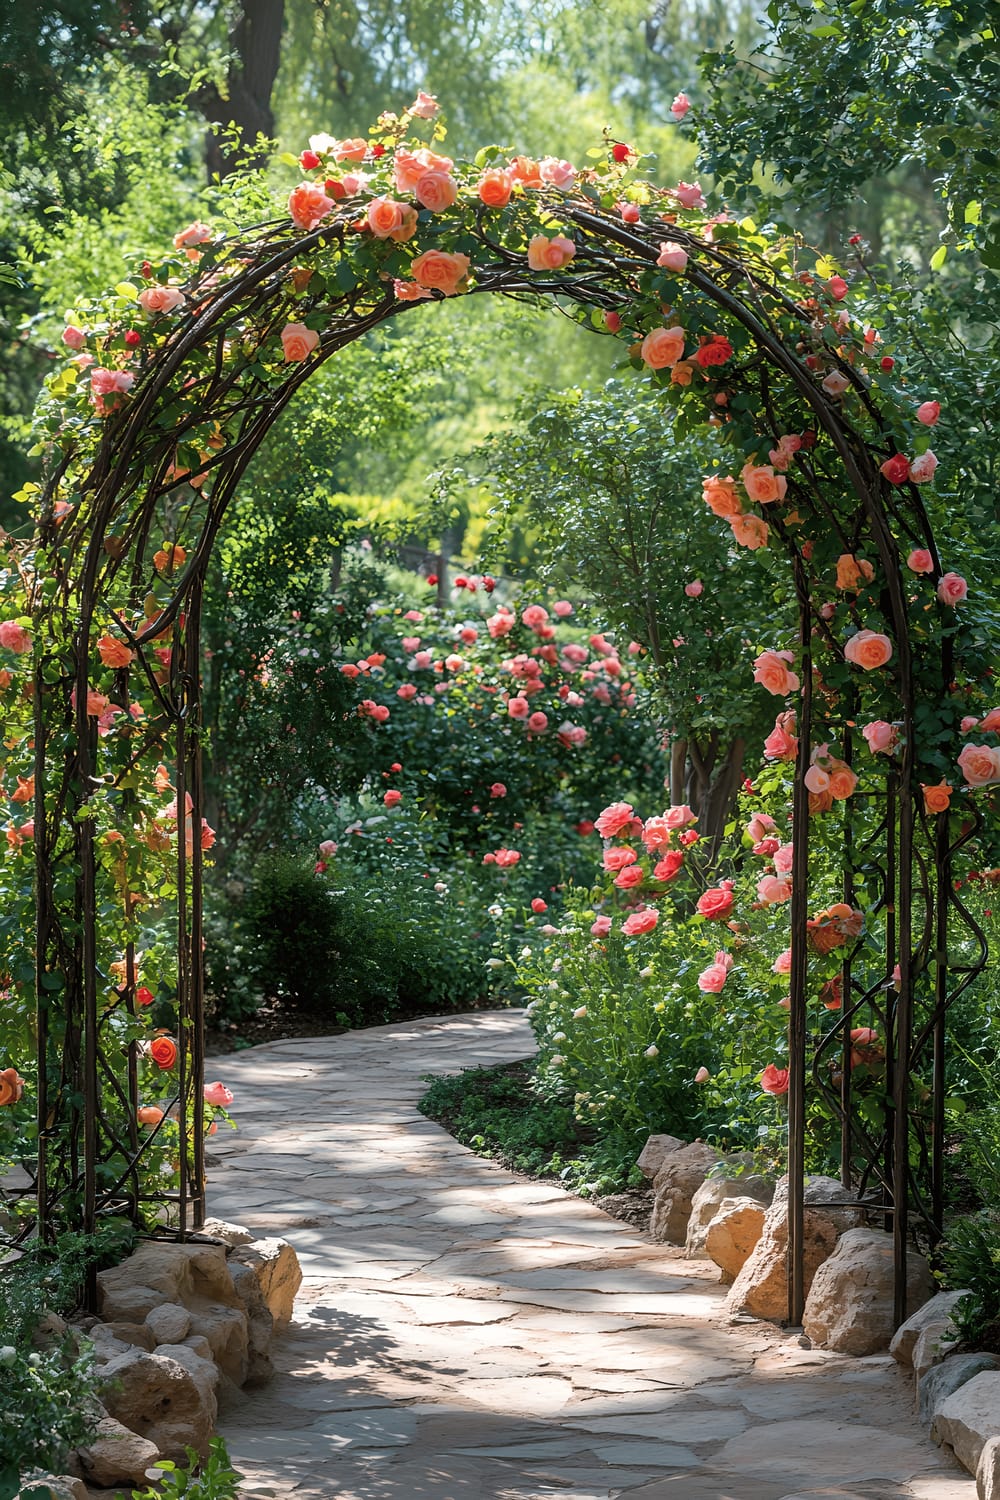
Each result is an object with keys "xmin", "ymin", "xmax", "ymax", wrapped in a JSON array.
[
  {"xmin": 426, "ymin": 574, "xmax": 438, "ymax": 586},
  {"xmin": 697, "ymin": 885, "xmax": 734, "ymax": 921},
  {"xmin": 135, "ymin": 986, "xmax": 155, "ymax": 1007},
  {"xmin": 760, "ymin": 1064, "xmax": 790, "ymax": 1095},
  {"xmin": 880, "ymin": 453, "xmax": 911, "ymax": 485},
  {"xmin": 612, "ymin": 142, "xmax": 632, "ymax": 163},
  {"xmin": 695, "ymin": 335, "xmax": 733, "ymax": 368}
]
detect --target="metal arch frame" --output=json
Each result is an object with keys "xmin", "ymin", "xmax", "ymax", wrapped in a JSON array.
[{"xmin": 6, "ymin": 191, "xmax": 981, "ymax": 1324}]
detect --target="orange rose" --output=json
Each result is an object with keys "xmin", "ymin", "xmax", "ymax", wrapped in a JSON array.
[
  {"xmin": 526, "ymin": 235, "xmax": 576, "ymax": 271},
  {"xmin": 288, "ymin": 182, "xmax": 335, "ymax": 232},
  {"xmin": 97, "ymin": 634, "xmax": 133, "ymax": 668},
  {"xmin": 393, "ymin": 146, "xmax": 454, "ymax": 192},
  {"xmin": 0, "ymin": 1067, "xmax": 24, "ymax": 1106},
  {"xmin": 477, "ymin": 169, "xmax": 512, "ymax": 207},
  {"xmin": 702, "ymin": 474, "xmax": 742, "ymax": 519},
  {"xmin": 508, "ymin": 155, "xmax": 543, "ymax": 188},
  {"xmin": 414, "ymin": 171, "xmax": 458, "ymax": 213},
  {"xmin": 835, "ymin": 553, "xmax": 875, "ymax": 591},
  {"xmin": 137, "ymin": 1105, "xmax": 164, "ymax": 1125},
  {"xmin": 640, "ymin": 324, "xmax": 685, "ymax": 370},
  {"xmin": 366, "ymin": 196, "xmax": 408, "ymax": 238},
  {"xmin": 827, "ymin": 763, "xmax": 858, "ymax": 800},
  {"xmin": 922, "ymin": 781, "xmax": 952, "ymax": 814},
  {"xmin": 154, "ymin": 543, "xmax": 186, "ymax": 577},
  {"xmin": 410, "ymin": 250, "xmax": 471, "ymax": 296},
  {"xmin": 844, "ymin": 629, "xmax": 893, "ymax": 670},
  {"xmin": 149, "ymin": 1036, "xmax": 178, "ymax": 1070},
  {"xmin": 730, "ymin": 513, "xmax": 770, "ymax": 549},
  {"xmin": 760, "ymin": 1064, "xmax": 789, "ymax": 1096},
  {"xmin": 281, "ymin": 322, "xmax": 320, "ymax": 363}
]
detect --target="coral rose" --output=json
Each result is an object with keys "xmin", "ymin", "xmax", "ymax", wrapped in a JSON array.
[
  {"xmin": 653, "ymin": 850, "xmax": 684, "ymax": 882},
  {"xmin": 958, "ymin": 743, "xmax": 1000, "ymax": 787},
  {"xmin": 664, "ymin": 804, "xmax": 697, "ymax": 829},
  {"xmin": 696, "ymin": 335, "xmax": 733, "ymax": 367},
  {"xmin": 288, "ymin": 182, "xmax": 335, "ymax": 231},
  {"xmin": 614, "ymin": 865, "xmax": 645, "ymax": 889},
  {"xmin": 603, "ymin": 846, "xmax": 638, "ymax": 871},
  {"xmin": 741, "ymin": 464, "xmax": 787, "ymax": 505},
  {"xmin": 670, "ymin": 92, "xmax": 691, "ymax": 119},
  {"xmin": 907, "ymin": 549, "xmax": 934, "ymax": 574},
  {"xmin": 880, "ymin": 453, "xmax": 911, "ymax": 485},
  {"xmin": 843, "ymin": 629, "xmax": 893, "ymax": 670},
  {"xmin": 622, "ymin": 907, "xmax": 659, "ymax": 936},
  {"xmin": 489, "ymin": 782, "xmax": 507, "ymax": 798},
  {"xmin": 174, "ymin": 220, "xmax": 212, "ymax": 248},
  {"xmin": 478, "ymin": 169, "xmax": 513, "ymax": 207},
  {"xmin": 697, "ymin": 885, "xmax": 734, "ymax": 921},
  {"xmin": 591, "ymin": 915, "xmax": 613, "ymax": 937},
  {"xmin": 138, "ymin": 285, "xmax": 185, "ymax": 314},
  {"xmin": 753, "ymin": 649, "xmax": 800, "ymax": 696},
  {"xmin": 764, "ymin": 712, "xmax": 798, "ymax": 761},
  {"xmin": 922, "ymin": 781, "xmax": 952, "ymax": 814},
  {"xmin": 916, "ymin": 400, "xmax": 941, "ymax": 425},
  {"xmin": 595, "ymin": 801, "xmax": 636, "ymax": 838},
  {"xmin": 0, "ymin": 1067, "xmax": 24, "ymax": 1106},
  {"xmin": 410, "ymin": 249, "xmax": 470, "ymax": 295},
  {"xmin": 730, "ymin": 513, "xmax": 770, "ymax": 549},
  {"xmin": 281, "ymin": 323, "xmax": 320, "ymax": 362},
  {"xmin": 937, "ymin": 572, "xmax": 968, "ymax": 606},
  {"xmin": 640, "ymin": 325, "xmax": 685, "ymax": 370},
  {"xmin": 760, "ymin": 1064, "xmax": 789, "ymax": 1096},
  {"xmin": 526, "ymin": 234, "xmax": 576, "ymax": 271},
  {"xmin": 527, "ymin": 711, "xmax": 549, "ymax": 733},
  {"xmin": 415, "ymin": 171, "xmax": 459, "ymax": 212},
  {"xmin": 657, "ymin": 244, "xmax": 688, "ymax": 272},
  {"xmin": 383, "ymin": 789, "xmax": 402, "ymax": 807},
  {"xmin": 97, "ymin": 634, "xmax": 133, "ymax": 668},
  {"xmin": 204, "ymin": 1081, "xmax": 234, "ymax": 1107}
]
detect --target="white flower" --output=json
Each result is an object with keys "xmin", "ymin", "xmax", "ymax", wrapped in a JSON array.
[
  {"xmin": 550, "ymin": 1055, "xmax": 565, "ymax": 1066},
  {"xmin": 572, "ymin": 1005, "xmax": 588, "ymax": 1019},
  {"xmin": 0, "ymin": 1346, "xmax": 15, "ymax": 1366},
  {"xmin": 553, "ymin": 1032, "xmax": 567, "ymax": 1042},
  {"xmin": 548, "ymin": 980, "xmax": 560, "ymax": 991},
  {"xmin": 487, "ymin": 903, "xmax": 503, "ymax": 918},
  {"xmin": 309, "ymin": 132, "xmax": 340, "ymax": 153},
  {"xmin": 552, "ymin": 959, "xmax": 563, "ymax": 972},
  {"xmin": 485, "ymin": 957, "xmax": 504, "ymax": 969},
  {"xmin": 644, "ymin": 1044, "xmax": 659, "ymax": 1058},
  {"xmin": 639, "ymin": 966, "xmax": 653, "ymax": 979},
  {"xmin": 434, "ymin": 881, "xmax": 447, "ymax": 892},
  {"xmin": 524, "ymin": 1000, "xmax": 539, "ymax": 1015},
  {"xmin": 521, "ymin": 945, "xmax": 533, "ymax": 959}
]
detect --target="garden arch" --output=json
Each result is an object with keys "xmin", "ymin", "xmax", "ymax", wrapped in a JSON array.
[{"xmin": 4, "ymin": 109, "xmax": 990, "ymax": 1324}]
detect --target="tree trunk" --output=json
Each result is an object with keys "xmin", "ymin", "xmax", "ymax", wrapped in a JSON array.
[{"xmin": 197, "ymin": 0, "xmax": 286, "ymax": 179}]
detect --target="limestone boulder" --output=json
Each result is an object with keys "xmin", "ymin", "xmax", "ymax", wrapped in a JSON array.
[
  {"xmin": 705, "ymin": 1197, "xmax": 768, "ymax": 1282},
  {"xmin": 769, "ymin": 1173, "xmax": 865, "ymax": 1234},
  {"xmin": 977, "ymin": 1434, "xmax": 1000, "ymax": 1499},
  {"xmin": 725, "ymin": 1206, "xmax": 837, "ymax": 1320},
  {"xmin": 636, "ymin": 1134, "xmax": 687, "ymax": 1181},
  {"xmin": 890, "ymin": 1289, "xmax": 969, "ymax": 1367},
  {"xmin": 97, "ymin": 1241, "xmax": 244, "ymax": 1323},
  {"xmin": 201, "ymin": 1217, "xmax": 254, "ymax": 1246},
  {"xmin": 77, "ymin": 1414, "xmax": 160, "ymax": 1489},
  {"xmin": 932, "ymin": 1371, "xmax": 1000, "ymax": 1475},
  {"xmin": 17, "ymin": 1476, "xmax": 89, "ymax": 1499},
  {"xmin": 144, "ymin": 1302, "xmax": 191, "ymax": 1346},
  {"xmin": 230, "ymin": 1237, "xmax": 302, "ymax": 1328},
  {"xmin": 152, "ymin": 1343, "xmax": 220, "ymax": 1423},
  {"xmin": 912, "ymin": 1319, "xmax": 960, "ymax": 1379},
  {"xmin": 802, "ymin": 1228, "xmax": 933, "ymax": 1354},
  {"xmin": 98, "ymin": 1347, "xmax": 213, "ymax": 1463},
  {"xmin": 685, "ymin": 1169, "xmax": 773, "ymax": 1259},
  {"xmin": 649, "ymin": 1142, "xmax": 724, "ymax": 1245},
  {"xmin": 228, "ymin": 1259, "xmax": 275, "ymax": 1387},
  {"xmin": 920, "ymin": 1353, "xmax": 1000, "ymax": 1427}
]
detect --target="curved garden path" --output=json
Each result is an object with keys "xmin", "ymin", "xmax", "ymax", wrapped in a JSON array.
[{"xmin": 208, "ymin": 1011, "xmax": 974, "ymax": 1500}]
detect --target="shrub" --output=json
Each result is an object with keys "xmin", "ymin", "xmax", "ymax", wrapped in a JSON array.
[{"xmin": 938, "ymin": 1211, "xmax": 1000, "ymax": 1351}]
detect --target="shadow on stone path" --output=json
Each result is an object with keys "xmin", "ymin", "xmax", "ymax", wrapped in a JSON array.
[{"xmin": 208, "ymin": 1010, "xmax": 974, "ymax": 1500}]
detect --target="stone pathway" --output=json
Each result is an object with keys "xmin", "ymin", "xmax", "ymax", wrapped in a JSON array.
[{"xmin": 208, "ymin": 1011, "xmax": 974, "ymax": 1500}]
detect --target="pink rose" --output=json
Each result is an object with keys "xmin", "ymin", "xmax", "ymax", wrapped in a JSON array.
[
  {"xmin": 844, "ymin": 629, "xmax": 893, "ymax": 670},
  {"xmin": 664, "ymin": 804, "xmax": 696, "ymax": 830},
  {"xmin": 694, "ymin": 1066, "xmax": 710, "ymax": 1084},
  {"xmin": 937, "ymin": 572, "xmax": 968, "ymax": 606},
  {"xmin": 489, "ymin": 782, "xmax": 507, "ymax": 798},
  {"xmin": 539, "ymin": 157, "xmax": 576, "ymax": 188},
  {"xmin": 698, "ymin": 961, "xmax": 729, "ymax": 993},
  {"xmin": 958, "ymin": 743, "xmax": 1000, "ymax": 787},
  {"xmin": 595, "ymin": 801, "xmax": 636, "ymax": 838},
  {"xmin": 507, "ymin": 696, "xmax": 529, "ymax": 719},
  {"xmin": 821, "ymin": 370, "xmax": 850, "ymax": 398},
  {"xmin": 862, "ymin": 720, "xmax": 898, "ymax": 754},
  {"xmin": 281, "ymin": 323, "xmax": 320, "ymax": 362},
  {"xmin": 90, "ymin": 367, "xmax": 134, "ymax": 396},
  {"xmin": 670, "ymin": 92, "xmax": 691, "ymax": 120},
  {"xmin": 62, "ymin": 325, "xmax": 86, "ymax": 350},
  {"xmin": 916, "ymin": 400, "xmax": 940, "ymax": 426},
  {"xmin": 591, "ymin": 916, "xmax": 612, "ymax": 937},
  {"xmin": 773, "ymin": 842, "xmax": 794, "ymax": 875},
  {"xmin": 880, "ymin": 453, "xmax": 911, "ymax": 485},
  {"xmin": 603, "ymin": 846, "xmax": 637, "ymax": 872},
  {"xmin": 763, "ymin": 712, "xmax": 798, "ymax": 761},
  {"xmin": 640, "ymin": 324, "xmax": 685, "ymax": 370},
  {"xmin": 622, "ymin": 907, "xmax": 659, "ymax": 936},
  {"xmin": 753, "ymin": 649, "xmax": 799, "ymax": 696},
  {"xmin": 553, "ymin": 600, "xmax": 574, "ymax": 617},
  {"xmin": 741, "ymin": 464, "xmax": 787, "ymax": 505},
  {"xmin": 495, "ymin": 847, "xmax": 521, "ymax": 867},
  {"xmin": 753, "ymin": 837, "xmax": 779, "ymax": 857},
  {"xmin": 138, "ymin": 285, "xmax": 185, "ymax": 314},
  {"xmin": 396, "ymin": 683, "xmax": 418, "ymax": 700},
  {"xmin": 804, "ymin": 765, "xmax": 830, "ymax": 793},
  {"xmin": 760, "ymin": 1064, "xmax": 790, "ymax": 1096},
  {"xmin": 527, "ymin": 711, "xmax": 549, "ymax": 733},
  {"xmin": 521, "ymin": 604, "xmax": 549, "ymax": 630},
  {"xmin": 773, "ymin": 948, "xmax": 792, "ymax": 974},
  {"xmin": 757, "ymin": 874, "xmax": 792, "ymax": 904},
  {"xmin": 414, "ymin": 171, "xmax": 459, "ymax": 213},
  {"xmin": 746, "ymin": 814, "xmax": 777, "ymax": 842},
  {"xmin": 384, "ymin": 789, "xmax": 402, "ymax": 807},
  {"xmin": 907, "ymin": 548, "xmax": 934, "ymax": 574},
  {"xmin": 526, "ymin": 235, "xmax": 576, "ymax": 271},
  {"xmin": 318, "ymin": 840, "xmax": 338, "ymax": 857},
  {"xmin": 909, "ymin": 450, "xmax": 938, "ymax": 484},
  {"xmin": 408, "ymin": 91, "xmax": 439, "ymax": 119},
  {"xmin": 674, "ymin": 180, "xmax": 704, "ymax": 208},
  {"xmin": 961, "ymin": 715, "xmax": 980, "ymax": 732},
  {"xmin": 393, "ymin": 146, "xmax": 454, "ymax": 192},
  {"xmin": 684, "ymin": 579, "xmax": 703, "ymax": 597},
  {"xmin": 204, "ymin": 1081, "xmax": 234, "ymax": 1107},
  {"xmin": 657, "ymin": 243, "xmax": 689, "ymax": 272},
  {"xmin": 0, "ymin": 621, "xmax": 31, "ymax": 654},
  {"xmin": 614, "ymin": 864, "xmax": 645, "ymax": 889},
  {"xmin": 697, "ymin": 886, "xmax": 734, "ymax": 921}
]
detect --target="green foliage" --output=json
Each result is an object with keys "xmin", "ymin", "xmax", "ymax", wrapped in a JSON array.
[
  {"xmin": 418, "ymin": 1061, "xmax": 644, "ymax": 1195},
  {"xmin": 122, "ymin": 1437, "xmax": 244, "ymax": 1500},
  {"xmin": 939, "ymin": 1212, "xmax": 1000, "ymax": 1351}
]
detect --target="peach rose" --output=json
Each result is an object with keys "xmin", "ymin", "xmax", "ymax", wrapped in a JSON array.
[
  {"xmin": 366, "ymin": 196, "xmax": 408, "ymax": 238},
  {"xmin": 730, "ymin": 513, "xmax": 770, "ymax": 549},
  {"xmin": 702, "ymin": 474, "xmax": 742, "ymax": 519},
  {"xmin": 526, "ymin": 234, "xmax": 576, "ymax": 271},
  {"xmin": 741, "ymin": 463, "xmax": 787, "ymax": 504},
  {"xmin": 670, "ymin": 360, "xmax": 694, "ymax": 386},
  {"xmin": 394, "ymin": 279, "xmax": 432, "ymax": 301},
  {"xmin": 804, "ymin": 765, "xmax": 830, "ymax": 793},
  {"xmin": 97, "ymin": 634, "xmax": 133, "ymax": 668},
  {"xmin": 478, "ymin": 169, "xmax": 513, "ymax": 207},
  {"xmin": 980, "ymin": 708, "xmax": 1000, "ymax": 732},
  {"xmin": 844, "ymin": 629, "xmax": 893, "ymax": 670},
  {"xmin": 137, "ymin": 1105, "xmax": 164, "ymax": 1125},
  {"xmin": 753, "ymin": 649, "xmax": 799, "ymax": 696},
  {"xmin": 835, "ymin": 553, "xmax": 875, "ymax": 590},
  {"xmin": 509, "ymin": 155, "xmax": 544, "ymax": 188},
  {"xmin": 408, "ymin": 91, "xmax": 439, "ymax": 119},
  {"xmin": 415, "ymin": 171, "xmax": 459, "ymax": 212},
  {"xmin": 828, "ymin": 764, "xmax": 858, "ymax": 800},
  {"xmin": 393, "ymin": 146, "xmax": 454, "ymax": 192},
  {"xmin": 0, "ymin": 1067, "xmax": 24, "ymax": 1106},
  {"xmin": 138, "ymin": 285, "xmax": 185, "ymax": 314},
  {"xmin": 937, "ymin": 572, "xmax": 968, "ymax": 606},
  {"xmin": 764, "ymin": 712, "xmax": 798, "ymax": 761},
  {"xmin": 921, "ymin": 781, "xmax": 952, "ymax": 814},
  {"xmin": 958, "ymin": 743, "xmax": 1000, "ymax": 787},
  {"xmin": 907, "ymin": 549, "xmax": 934, "ymax": 574},
  {"xmin": 656, "ymin": 243, "xmax": 688, "ymax": 272},
  {"xmin": 173, "ymin": 220, "xmax": 212, "ymax": 248},
  {"xmin": 757, "ymin": 874, "xmax": 792, "ymax": 904},
  {"xmin": 410, "ymin": 249, "xmax": 470, "ymax": 295},
  {"xmin": 862, "ymin": 720, "xmax": 897, "ymax": 754},
  {"xmin": 539, "ymin": 156, "xmax": 576, "ymax": 188},
  {"xmin": 640, "ymin": 324, "xmax": 685, "ymax": 370},
  {"xmin": 281, "ymin": 323, "xmax": 320, "ymax": 362},
  {"xmin": 288, "ymin": 182, "xmax": 335, "ymax": 231}
]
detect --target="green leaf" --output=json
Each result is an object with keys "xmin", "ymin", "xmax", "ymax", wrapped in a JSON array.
[{"xmin": 929, "ymin": 245, "xmax": 948, "ymax": 270}]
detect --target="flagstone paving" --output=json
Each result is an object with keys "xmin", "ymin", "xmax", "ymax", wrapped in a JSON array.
[{"xmin": 209, "ymin": 1011, "xmax": 974, "ymax": 1500}]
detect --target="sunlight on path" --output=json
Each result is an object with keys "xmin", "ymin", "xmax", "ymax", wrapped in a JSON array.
[{"xmin": 208, "ymin": 1012, "xmax": 973, "ymax": 1500}]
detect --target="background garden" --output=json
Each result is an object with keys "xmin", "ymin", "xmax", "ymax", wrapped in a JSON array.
[{"xmin": 1, "ymin": 0, "xmax": 1000, "ymax": 1484}]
